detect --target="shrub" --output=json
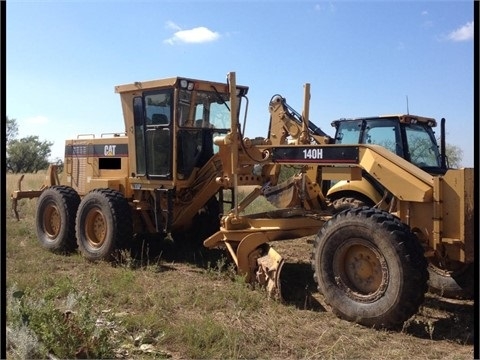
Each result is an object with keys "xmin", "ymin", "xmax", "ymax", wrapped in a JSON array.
[{"xmin": 6, "ymin": 285, "xmax": 115, "ymax": 359}]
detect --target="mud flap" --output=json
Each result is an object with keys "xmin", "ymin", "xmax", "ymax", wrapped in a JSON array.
[{"xmin": 256, "ymin": 246, "xmax": 285, "ymax": 301}]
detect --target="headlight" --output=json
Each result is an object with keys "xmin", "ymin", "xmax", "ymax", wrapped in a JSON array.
[{"xmin": 180, "ymin": 79, "xmax": 194, "ymax": 90}]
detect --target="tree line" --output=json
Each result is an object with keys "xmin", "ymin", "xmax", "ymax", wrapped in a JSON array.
[{"xmin": 6, "ymin": 116, "xmax": 63, "ymax": 173}]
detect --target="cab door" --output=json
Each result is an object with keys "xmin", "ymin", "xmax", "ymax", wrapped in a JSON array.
[{"xmin": 133, "ymin": 90, "xmax": 173, "ymax": 179}]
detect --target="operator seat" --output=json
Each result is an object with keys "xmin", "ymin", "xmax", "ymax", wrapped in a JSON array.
[
  {"xmin": 147, "ymin": 114, "xmax": 170, "ymax": 176},
  {"xmin": 152, "ymin": 114, "xmax": 169, "ymax": 125}
]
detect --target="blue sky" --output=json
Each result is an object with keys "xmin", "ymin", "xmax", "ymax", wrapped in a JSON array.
[{"xmin": 6, "ymin": 0, "xmax": 475, "ymax": 166}]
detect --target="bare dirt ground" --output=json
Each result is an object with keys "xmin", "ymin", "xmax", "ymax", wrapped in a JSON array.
[{"xmin": 273, "ymin": 236, "xmax": 475, "ymax": 346}]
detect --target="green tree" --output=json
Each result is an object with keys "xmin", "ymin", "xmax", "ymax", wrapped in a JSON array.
[
  {"xmin": 6, "ymin": 116, "xmax": 19, "ymax": 143},
  {"xmin": 434, "ymin": 136, "xmax": 464, "ymax": 168},
  {"xmin": 7, "ymin": 136, "xmax": 53, "ymax": 173},
  {"xmin": 445, "ymin": 143, "xmax": 463, "ymax": 168}
]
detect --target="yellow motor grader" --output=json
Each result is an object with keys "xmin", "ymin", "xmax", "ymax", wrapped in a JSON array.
[{"xmin": 11, "ymin": 72, "xmax": 474, "ymax": 329}]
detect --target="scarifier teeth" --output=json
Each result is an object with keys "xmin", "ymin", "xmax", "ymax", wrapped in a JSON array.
[{"xmin": 256, "ymin": 247, "xmax": 285, "ymax": 301}]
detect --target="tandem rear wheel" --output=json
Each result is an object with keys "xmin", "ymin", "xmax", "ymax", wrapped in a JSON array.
[
  {"xmin": 36, "ymin": 185, "xmax": 81, "ymax": 253},
  {"xmin": 75, "ymin": 189, "xmax": 133, "ymax": 262}
]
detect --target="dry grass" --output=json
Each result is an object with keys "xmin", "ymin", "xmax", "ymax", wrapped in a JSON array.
[{"xmin": 5, "ymin": 172, "xmax": 475, "ymax": 359}]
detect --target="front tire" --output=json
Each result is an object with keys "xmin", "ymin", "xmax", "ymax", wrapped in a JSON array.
[
  {"xmin": 312, "ymin": 207, "xmax": 428, "ymax": 329},
  {"xmin": 76, "ymin": 189, "xmax": 132, "ymax": 261},
  {"xmin": 36, "ymin": 186, "xmax": 80, "ymax": 253}
]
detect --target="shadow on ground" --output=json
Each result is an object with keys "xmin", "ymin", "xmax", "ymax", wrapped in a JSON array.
[
  {"xmin": 280, "ymin": 262, "xmax": 327, "ymax": 312},
  {"xmin": 117, "ymin": 233, "xmax": 228, "ymax": 272},
  {"xmin": 118, "ymin": 235, "xmax": 474, "ymax": 345},
  {"xmin": 402, "ymin": 294, "xmax": 474, "ymax": 345}
]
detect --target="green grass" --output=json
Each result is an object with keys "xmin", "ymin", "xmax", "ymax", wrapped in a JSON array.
[{"xmin": 5, "ymin": 172, "xmax": 475, "ymax": 359}]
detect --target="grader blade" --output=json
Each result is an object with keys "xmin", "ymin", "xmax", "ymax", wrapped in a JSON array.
[
  {"xmin": 256, "ymin": 246, "xmax": 285, "ymax": 301},
  {"xmin": 263, "ymin": 176, "xmax": 301, "ymax": 209}
]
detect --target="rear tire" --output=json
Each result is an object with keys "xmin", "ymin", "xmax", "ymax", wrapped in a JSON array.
[
  {"xmin": 331, "ymin": 196, "xmax": 373, "ymax": 214},
  {"xmin": 76, "ymin": 189, "xmax": 132, "ymax": 261},
  {"xmin": 428, "ymin": 261, "xmax": 474, "ymax": 300},
  {"xmin": 312, "ymin": 207, "xmax": 428, "ymax": 329},
  {"xmin": 36, "ymin": 186, "xmax": 80, "ymax": 253}
]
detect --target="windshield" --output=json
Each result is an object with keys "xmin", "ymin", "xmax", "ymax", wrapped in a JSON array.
[
  {"xmin": 335, "ymin": 120, "xmax": 362, "ymax": 145},
  {"xmin": 178, "ymin": 89, "xmax": 234, "ymax": 130},
  {"xmin": 336, "ymin": 118, "xmax": 402, "ymax": 156},
  {"xmin": 405, "ymin": 123, "xmax": 441, "ymax": 168},
  {"xmin": 335, "ymin": 118, "xmax": 441, "ymax": 168}
]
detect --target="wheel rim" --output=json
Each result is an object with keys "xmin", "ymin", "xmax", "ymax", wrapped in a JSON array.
[
  {"xmin": 333, "ymin": 238, "xmax": 388, "ymax": 301},
  {"xmin": 84, "ymin": 208, "xmax": 107, "ymax": 248},
  {"xmin": 43, "ymin": 202, "xmax": 61, "ymax": 240}
]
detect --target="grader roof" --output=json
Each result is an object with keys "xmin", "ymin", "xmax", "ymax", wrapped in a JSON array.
[
  {"xmin": 331, "ymin": 114, "xmax": 437, "ymax": 127},
  {"xmin": 114, "ymin": 76, "xmax": 249, "ymax": 94}
]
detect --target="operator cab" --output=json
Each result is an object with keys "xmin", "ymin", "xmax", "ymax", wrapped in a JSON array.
[
  {"xmin": 331, "ymin": 115, "xmax": 447, "ymax": 174},
  {"xmin": 116, "ymin": 77, "xmax": 248, "ymax": 182},
  {"xmin": 175, "ymin": 86, "xmax": 238, "ymax": 180}
]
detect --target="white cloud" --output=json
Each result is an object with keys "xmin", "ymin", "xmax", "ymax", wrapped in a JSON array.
[
  {"xmin": 24, "ymin": 115, "xmax": 49, "ymax": 125},
  {"xmin": 165, "ymin": 21, "xmax": 181, "ymax": 31},
  {"xmin": 446, "ymin": 21, "xmax": 473, "ymax": 42},
  {"xmin": 314, "ymin": 2, "xmax": 335, "ymax": 13},
  {"xmin": 164, "ymin": 23, "xmax": 220, "ymax": 45},
  {"xmin": 420, "ymin": 10, "xmax": 433, "ymax": 28}
]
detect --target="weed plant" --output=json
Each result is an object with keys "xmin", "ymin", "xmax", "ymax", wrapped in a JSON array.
[{"xmin": 7, "ymin": 286, "xmax": 114, "ymax": 359}]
